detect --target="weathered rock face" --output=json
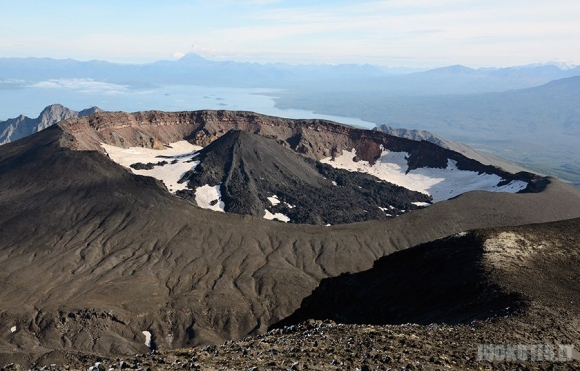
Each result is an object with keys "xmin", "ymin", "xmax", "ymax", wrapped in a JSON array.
[
  {"xmin": 0, "ymin": 104, "xmax": 101, "ymax": 145},
  {"xmin": 59, "ymin": 109, "xmax": 532, "ymax": 184}
]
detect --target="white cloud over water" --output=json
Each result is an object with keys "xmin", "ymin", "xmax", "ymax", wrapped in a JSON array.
[{"xmin": 27, "ymin": 79, "xmax": 129, "ymax": 94}]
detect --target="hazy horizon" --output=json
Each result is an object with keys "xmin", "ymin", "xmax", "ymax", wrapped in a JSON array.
[
  {"xmin": 2, "ymin": 1, "xmax": 579, "ymax": 67},
  {"xmin": 1, "ymin": 53, "xmax": 579, "ymax": 71}
]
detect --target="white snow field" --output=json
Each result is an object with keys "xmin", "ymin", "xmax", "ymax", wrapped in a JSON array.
[
  {"xmin": 322, "ymin": 149, "xmax": 528, "ymax": 203},
  {"xmin": 10, "ymin": 326, "xmax": 16, "ymax": 333},
  {"xmin": 267, "ymin": 195, "xmax": 281, "ymax": 206},
  {"xmin": 195, "ymin": 184, "xmax": 225, "ymax": 212},
  {"xmin": 142, "ymin": 331, "xmax": 152, "ymax": 348},
  {"xmin": 101, "ymin": 141, "xmax": 202, "ymax": 193},
  {"xmin": 264, "ymin": 209, "xmax": 291, "ymax": 222},
  {"xmin": 102, "ymin": 141, "xmax": 223, "ymax": 212}
]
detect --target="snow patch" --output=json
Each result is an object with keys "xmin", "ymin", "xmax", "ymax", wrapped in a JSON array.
[
  {"xmin": 10, "ymin": 326, "xmax": 16, "ymax": 333},
  {"xmin": 101, "ymin": 141, "xmax": 202, "ymax": 193},
  {"xmin": 322, "ymin": 149, "xmax": 528, "ymax": 203},
  {"xmin": 267, "ymin": 195, "xmax": 281, "ymax": 206},
  {"xmin": 195, "ymin": 184, "xmax": 225, "ymax": 212},
  {"xmin": 264, "ymin": 209, "xmax": 291, "ymax": 222},
  {"xmin": 142, "ymin": 331, "xmax": 152, "ymax": 348},
  {"xmin": 412, "ymin": 202, "xmax": 431, "ymax": 207},
  {"xmin": 378, "ymin": 207, "xmax": 394, "ymax": 217}
]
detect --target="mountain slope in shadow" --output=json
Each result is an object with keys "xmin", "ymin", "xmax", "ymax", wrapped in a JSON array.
[{"xmin": 273, "ymin": 217, "xmax": 580, "ymax": 328}]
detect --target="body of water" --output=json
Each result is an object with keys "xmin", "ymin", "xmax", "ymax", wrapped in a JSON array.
[{"xmin": 0, "ymin": 80, "xmax": 377, "ymax": 129}]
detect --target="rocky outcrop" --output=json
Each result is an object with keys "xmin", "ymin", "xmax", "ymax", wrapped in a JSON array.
[
  {"xmin": 59, "ymin": 110, "xmax": 535, "ymax": 186},
  {"xmin": 0, "ymin": 104, "xmax": 101, "ymax": 145}
]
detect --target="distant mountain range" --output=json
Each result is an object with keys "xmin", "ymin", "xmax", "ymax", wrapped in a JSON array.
[
  {"xmin": 0, "ymin": 104, "xmax": 101, "ymax": 144},
  {"xmin": 1, "ymin": 55, "xmax": 579, "ymax": 93}
]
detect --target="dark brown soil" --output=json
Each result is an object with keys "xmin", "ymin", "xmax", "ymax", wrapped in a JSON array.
[{"xmin": 9, "ymin": 218, "xmax": 580, "ymax": 371}]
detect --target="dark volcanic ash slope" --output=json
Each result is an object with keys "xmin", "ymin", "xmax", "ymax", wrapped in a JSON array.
[
  {"xmin": 274, "ymin": 217, "xmax": 580, "ymax": 329},
  {"xmin": 177, "ymin": 130, "xmax": 431, "ymax": 225},
  {"xmin": 1, "ymin": 113, "xmax": 580, "ymax": 365}
]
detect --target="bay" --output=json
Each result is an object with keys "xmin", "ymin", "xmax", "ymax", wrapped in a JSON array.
[{"xmin": 0, "ymin": 80, "xmax": 377, "ymax": 129}]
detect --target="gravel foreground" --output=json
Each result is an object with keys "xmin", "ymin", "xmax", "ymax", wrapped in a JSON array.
[{"xmin": 6, "ymin": 314, "xmax": 579, "ymax": 371}]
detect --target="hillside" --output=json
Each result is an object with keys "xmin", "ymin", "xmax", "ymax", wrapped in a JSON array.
[
  {"xmin": 75, "ymin": 218, "xmax": 580, "ymax": 371},
  {"xmin": 1, "ymin": 111, "xmax": 580, "ymax": 366},
  {"xmin": 374, "ymin": 124, "xmax": 530, "ymax": 174},
  {"xmin": 176, "ymin": 130, "xmax": 430, "ymax": 224},
  {"xmin": 275, "ymin": 217, "xmax": 580, "ymax": 328}
]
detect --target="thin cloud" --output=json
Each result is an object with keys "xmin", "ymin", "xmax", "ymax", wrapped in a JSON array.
[
  {"xmin": 27, "ymin": 79, "xmax": 129, "ymax": 95},
  {"xmin": 191, "ymin": 0, "xmax": 580, "ymax": 65},
  {"xmin": 1, "ymin": 0, "xmax": 579, "ymax": 66}
]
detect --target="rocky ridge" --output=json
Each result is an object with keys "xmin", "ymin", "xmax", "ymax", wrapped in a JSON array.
[
  {"xmin": 60, "ymin": 110, "xmax": 536, "ymax": 191},
  {"xmin": 374, "ymin": 124, "xmax": 529, "ymax": 174},
  {"xmin": 0, "ymin": 104, "xmax": 101, "ymax": 145}
]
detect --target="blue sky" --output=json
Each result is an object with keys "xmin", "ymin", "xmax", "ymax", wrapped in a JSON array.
[{"xmin": 1, "ymin": 0, "xmax": 579, "ymax": 67}]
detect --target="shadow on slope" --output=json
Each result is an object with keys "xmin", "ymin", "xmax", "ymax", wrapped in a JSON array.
[
  {"xmin": 273, "ymin": 233, "xmax": 524, "ymax": 327},
  {"xmin": 273, "ymin": 217, "xmax": 580, "ymax": 328}
]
